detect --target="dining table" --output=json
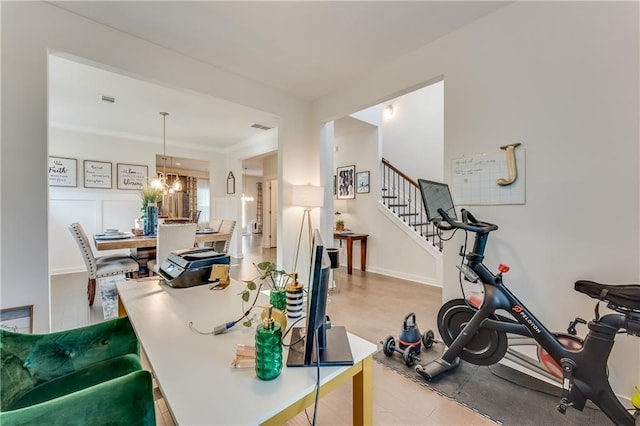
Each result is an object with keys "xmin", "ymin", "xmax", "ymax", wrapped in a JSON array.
[
  {"xmin": 94, "ymin": 230, "xmax": 232, "ymax": 277},
  {"xmin": 93, "ymin": 231, "xmax": 232, "ymax": 251}
]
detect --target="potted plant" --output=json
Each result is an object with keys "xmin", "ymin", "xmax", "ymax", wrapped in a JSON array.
[
  {"xmin": 140, "ymin": 185, "xmax": 162, "ymax": 235},
  {"xmin": 335, "ymin": 219, "xmax": 345, "ymax": 231},
  {"xmin": 140, "ymin": 186, "xmax": 162, "ymax": 215},
  {"xmin": 239, "ymin": 262, "xmax": 293, "ymax": 327}
]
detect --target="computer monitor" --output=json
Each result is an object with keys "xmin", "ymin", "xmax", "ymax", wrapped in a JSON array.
[
  {"xmin": 286, "ymin": 230, "xmax": 353, "ymax": 367},
  {"xmin": 418, "ymin": 179, "xmax": 457, "ymax": 222}
]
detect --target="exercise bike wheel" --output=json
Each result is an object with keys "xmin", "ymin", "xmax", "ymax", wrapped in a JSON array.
[{"xmin": 437, "ymin": 298, "xmax": 508, "ymax": 366}]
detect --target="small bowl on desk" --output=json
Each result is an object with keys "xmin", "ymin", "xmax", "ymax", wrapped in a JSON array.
[{"xmin": 131, "ymin": 228, "xmax": 144, "ymax": 236}]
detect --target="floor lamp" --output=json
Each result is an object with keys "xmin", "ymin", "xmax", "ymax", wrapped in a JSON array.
[{"xmin": 291, "ymin": 185, "xmax": 324, "ymax": 277}]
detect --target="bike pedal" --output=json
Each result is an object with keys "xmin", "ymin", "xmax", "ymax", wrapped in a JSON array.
[{"xmin": 557, "ymin": 398, "xmax": 573, "ymax": 415}]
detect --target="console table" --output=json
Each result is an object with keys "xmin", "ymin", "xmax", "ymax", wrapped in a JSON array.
[
  {"xmin": 116, "ymin": 279, "xmax": 376, "ymax": 425},
  {"xmin": 333, "ymin": 232, "xmax": 369, "ymax": 274}
]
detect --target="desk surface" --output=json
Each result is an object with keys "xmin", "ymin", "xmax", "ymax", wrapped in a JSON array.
[
  {"xmin": 94, "ymin": 232, "xmax": 231, "ymax": 251},
  {"xmin": 117, "ymin": 279, "xmax": 376, "ymax": 425}
]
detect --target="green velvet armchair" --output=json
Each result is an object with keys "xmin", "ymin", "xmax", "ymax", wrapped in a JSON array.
[{"xmin": 1, "ymin": 316, "xmax": 155, "ymax": 425}]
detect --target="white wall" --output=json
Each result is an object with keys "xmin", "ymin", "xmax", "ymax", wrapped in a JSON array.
[
  {"xmin": 332, "ymin": 78, "xmax": 445, "ymax": 285},
  {"xmin": 48, "ymin": 127, "xmax": 228, "ymax": 274},
  {"xmin": 1, "ymin": 1, "xmax": 312, "ymax": 332},
  {"xmin": 314, "ymin": 1, "xmax": 639, "ymax": 398},
  {"xmin": 382, "ymin": 81, "xmax": 444, "ymax": 183},
  {"xmin": 334, "ymin": 122, "xmax": 439, "ymax": 284}
]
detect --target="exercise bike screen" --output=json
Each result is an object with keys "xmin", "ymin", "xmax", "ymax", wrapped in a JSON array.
[{"xmin": 418, "ymin": 179, "xmax": 457, "ymax": 222}]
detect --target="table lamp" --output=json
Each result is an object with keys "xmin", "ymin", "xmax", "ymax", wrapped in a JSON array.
[{"xmin": 291, "ymin": 185, "xmax": 324, "ymax": 275}]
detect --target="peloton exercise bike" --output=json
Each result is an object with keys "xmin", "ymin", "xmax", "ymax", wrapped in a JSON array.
[{"xmin": 415, "ymin": 179, "xmax": 640, "ymax": 425}]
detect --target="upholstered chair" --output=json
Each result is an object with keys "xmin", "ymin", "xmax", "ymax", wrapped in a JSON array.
[
  {"xmin": 209, "ymin": 218, "xmax": 223, "ymax": 232},
  {"xmin": 147, "ymin": 223, "xmax": 197, "ymax": 274},
  {"xmin": 213, "ymin": 219, "xmax": 236, "ymax": 254},
  {"xmin": 0, "ymin": 317, "xmax": 155, "ymax": 425},
  {"xmin": 69, "ymin": 223, "xmax": 140, "ymax": 306}
]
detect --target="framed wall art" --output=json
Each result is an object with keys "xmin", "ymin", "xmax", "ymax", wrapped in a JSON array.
[
  {"xmin": 48, "ymin": 156, "xmax": 77, "ymax": 187},
  {"xmin": 336, "ymin": 165, "xmax": 356, "ymax": 199},
  {"xmin": 356, "ymin": 171, "xmax": 370, "ymax": 194},
  {"xmin": 227, "ymin": 172, "xmax": 235, "ymax": 194},
  {"xmin": 84, "ymin": 160, "xmax": 112, "ymax": 189},
  {"xmin": 0, "ymin": 305, "xmax": 33, "ymax": 334},
  {"xmin": 117, "ymin": 163, "xmax": 147, "ymax": 190}
]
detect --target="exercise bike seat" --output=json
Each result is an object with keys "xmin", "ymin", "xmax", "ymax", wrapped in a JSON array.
[{"xmin": 575, "ymin": 280, "xmax": 640, "ymax": 312}]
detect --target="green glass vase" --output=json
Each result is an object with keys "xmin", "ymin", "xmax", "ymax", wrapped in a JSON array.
[
  {"xmin": 255, "ymin": 321, "xmax": 283, "ymax": 381},
  {"xmin": 269, "ymin": 290, "xmax": 287, "ymax": 312}
]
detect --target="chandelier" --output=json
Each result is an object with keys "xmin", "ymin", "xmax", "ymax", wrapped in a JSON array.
[{"xmin": 151, "ymin": 112, "xmax": 182, "ymax": 194}]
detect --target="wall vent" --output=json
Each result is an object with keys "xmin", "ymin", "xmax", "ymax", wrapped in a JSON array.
[
  {"xmin": 250, "ymin": 123, "xmax": 272, "ymax": 131},
  {"xmin": 101, "ymin": 95, "xmax": 116, "ymax": 103}
]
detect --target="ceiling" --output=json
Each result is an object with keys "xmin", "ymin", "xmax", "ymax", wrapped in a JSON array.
[{"xmin": 48, "ymin": 1, "xmax": 509, "ymax": 173}]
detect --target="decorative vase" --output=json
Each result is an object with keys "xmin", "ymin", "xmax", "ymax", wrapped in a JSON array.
[
  {"xmin": 255, "ymin": 320, "xmax": 282, "ymax": 381},
  {"xmin": 144, "ymin": 203, "xmax": 158, "ymax": 236},
  {"xmin": 285, "ymin": 283, "xmax": 304, "ymax": 319},
  {"xmin": 269, "ymin": 290, "xmax": 287, "ymax": 312}
]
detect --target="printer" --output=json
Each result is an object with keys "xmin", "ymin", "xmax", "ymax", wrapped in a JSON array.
[{"xmin": 159, "ymin": 247, "xmax": 230, "ymax": 288}]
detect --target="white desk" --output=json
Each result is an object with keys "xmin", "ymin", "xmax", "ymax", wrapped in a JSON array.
[{"xmin": 116, "ymin": 279, "xmax": 376, "ymax": 425}]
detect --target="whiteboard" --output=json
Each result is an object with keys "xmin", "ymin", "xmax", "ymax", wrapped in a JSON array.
[{"xmin": 451, "ymin": 149, "xmax": 525, "ymax": 205}]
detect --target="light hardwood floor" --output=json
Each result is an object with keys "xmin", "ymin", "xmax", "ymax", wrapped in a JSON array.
[{"xmin": 51, "ymin": 234, "xmax": 495, "ymax": 425}]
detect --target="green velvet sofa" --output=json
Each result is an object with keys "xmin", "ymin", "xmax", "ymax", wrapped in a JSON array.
[{"xmin": 1, "ymin": 316, "xmax": 155, "ymax": 425}]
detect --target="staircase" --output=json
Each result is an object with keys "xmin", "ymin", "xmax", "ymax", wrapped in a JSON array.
[{"xmin": 380, "ymin": 158, "xmax": 443, "ymax": 251}]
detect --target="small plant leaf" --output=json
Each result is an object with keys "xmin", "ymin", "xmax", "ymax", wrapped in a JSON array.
[
  {"xmin": 246, "ymin": 281, "xmax": 257, "ymax": 291},
  {"xmin": 243, "ymin": 319, "xmax": 252, "ymax": 327},
  {"xmin": 241, "ymin": 290, "xmax": 250, "ymax": 302}
]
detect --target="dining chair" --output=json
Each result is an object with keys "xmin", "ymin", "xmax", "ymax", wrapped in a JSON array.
[
  {"xmin": 69, "ymin": 223, "xmax": 139, "ymax": 306},
  {"xmin": 209, "ymin": 218, "xmax": 223, "ymax": 232},
  {"xmin": 190, "ymin": 210, "xmax": 202, "ymax": 224},
  {"xmin": 213, "ymin": 219, "xmax": 236, "ymax": 254},
  {"xmin": 147, "ymin": 223, "xmax": 197, "ymax": 275}
]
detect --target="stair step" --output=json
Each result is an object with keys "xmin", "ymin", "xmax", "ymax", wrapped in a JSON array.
[
  {"xmin": 410, "ymin": 222, "xmax": 429, "ymax": 227},
  {"xmin": 388, "ymin": 204, "xmax": 407, "ymax": 208},
  {"xmin": 399, "ymin": 213, "xmax": 418, "ymax": 217},
  {"xmin": 382, "ymin": 195, "xmax": 397, "ymax": 199}
]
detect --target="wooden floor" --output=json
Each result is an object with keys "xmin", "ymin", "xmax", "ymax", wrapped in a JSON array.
[{"xmin": 51, "ymin": 234, "xmax": 495, "ymax": 425}]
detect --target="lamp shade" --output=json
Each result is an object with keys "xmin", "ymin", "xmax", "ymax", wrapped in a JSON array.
[{"xmin": 291, "ymin": 185, "xmax": 324, "ymax": 208}]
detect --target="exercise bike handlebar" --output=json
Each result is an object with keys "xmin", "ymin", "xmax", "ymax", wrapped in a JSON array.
[{"xmin": 436, "ymin": 208, "xmax": 499, "ymax": 234}]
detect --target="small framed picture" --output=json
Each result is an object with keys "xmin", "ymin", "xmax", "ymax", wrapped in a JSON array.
[
  {"xmin": 48, "ymin": 156, "xmax": 77, "ymax": 187},
  {"xmin": 1, "ymin": 305, "xmax": 33, "ymax": 334},
  {"xmin": 356, "ymin": 171, "xmax": 370, "ymax": 194},
  {"xmin": 336, "ymin": 165, "xmax": 356, "ymax": 199},
  {"xmin": 84, "ymin": 160, "xmax": 112, "ymax": 189},
  {"xmin": 117, "ymin": 163, "xmax": 148, "ymax": 190}
]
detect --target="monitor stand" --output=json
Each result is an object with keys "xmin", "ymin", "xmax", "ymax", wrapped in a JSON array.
[{"xmin": 286, "ymin": 326, "xmax": 354, "ymax": 367}]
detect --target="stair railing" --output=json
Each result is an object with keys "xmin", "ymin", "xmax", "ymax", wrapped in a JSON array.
[{"xmin": 381, "ymin": 158, "xmax": 442, "ymax": 251}]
